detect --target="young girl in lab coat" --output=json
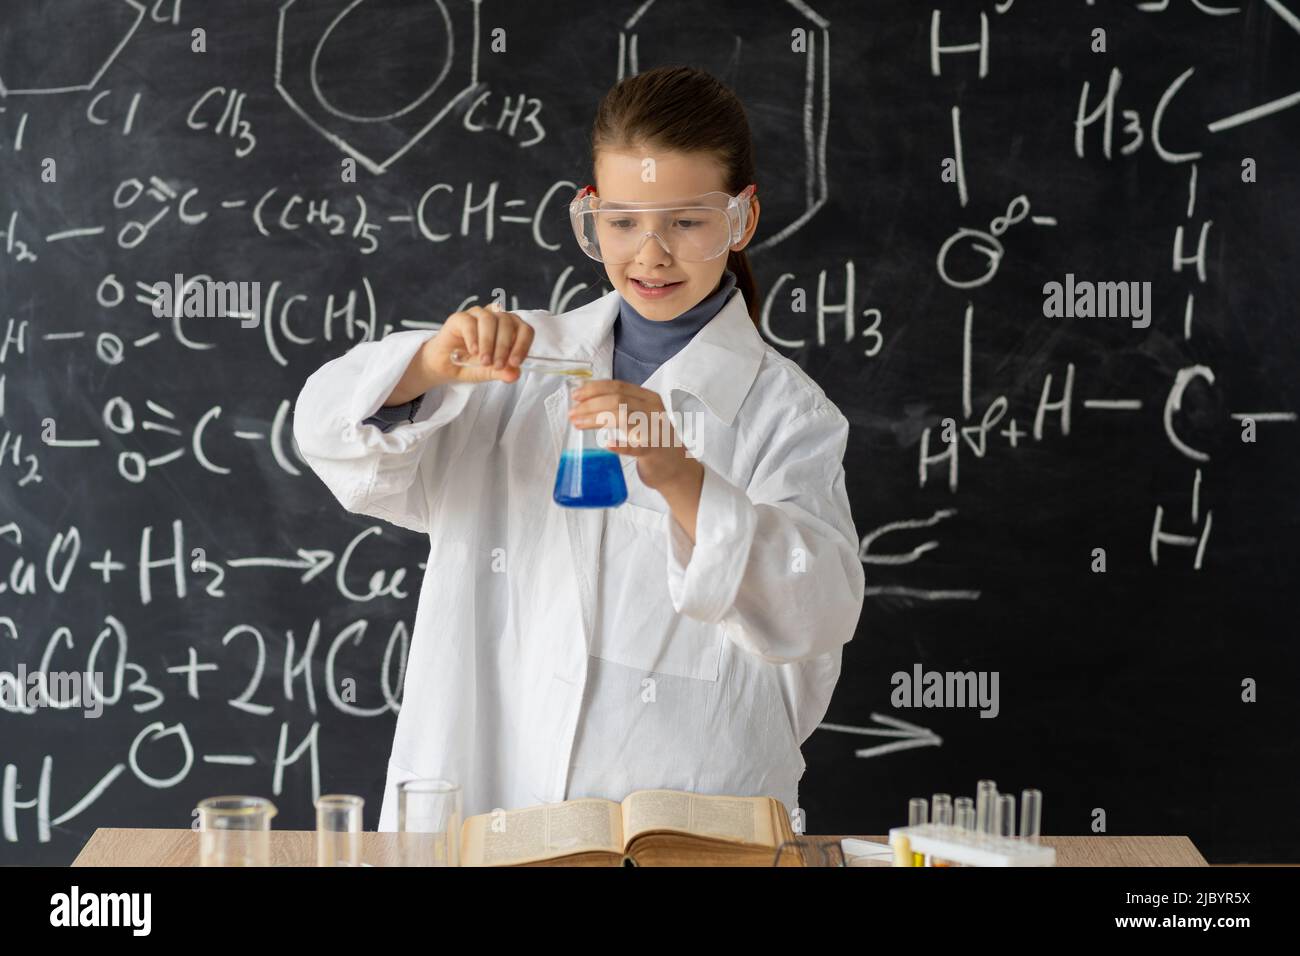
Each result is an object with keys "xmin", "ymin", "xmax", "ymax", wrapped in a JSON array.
[{"xmin": 294, "ymin": 66, "xmax": 865, "ymax": 832}]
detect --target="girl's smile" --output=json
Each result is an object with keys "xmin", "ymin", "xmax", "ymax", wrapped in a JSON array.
[{"xmin": 629, "ymin": 276, "xmax": 686, "ymax": 298}]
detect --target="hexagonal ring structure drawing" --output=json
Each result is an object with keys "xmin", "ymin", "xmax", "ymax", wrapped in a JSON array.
[
  {"xmin": 0, "ymin": 0, "xmax": 145, "ymax": 97},
  {"xmin": 615, "ymin": 0, "xmax": 830, "ymax": 254},
  {"xmin": 275, "ymin": 0, "xmax": 484, "ymax": 176}
]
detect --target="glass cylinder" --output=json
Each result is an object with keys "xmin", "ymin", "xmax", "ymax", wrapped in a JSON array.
[
  {"xmin": 931, "ymin": 793, "xmax": 953, "ymax": 826},
  {"xmin": 1020, "ymin": 788, "xmax": 1043, "ymax": 842},
  {"xmin": 930, "ymin": 793, "xmax": 955, "ymax": 867},
  {"xmin": 975, "ymin": 779, "xmax": 997, "ymax": 834},
  {"xmin": 396, "ymin": 779, "xmax": 462, "ymax": 867},
  {"xmin": 315, "ymin": 794, "xmax": 364, "ymax": 867},
  {"xmin": 908, "ymin": 797, "xmax": 928, "ymax": 866},
  {"xmin": 553, "ymin": 376, "xmax": 627, "ymax": 508},
  {"xmin": 997, "ymin": 793, "xmax": 1017, "ymax": 837},
  {"xmin": 907, "ymin": 797, "xmax": 929, "ymax": 826},
  {"xmin": 197, "ymin": 796, "xmax": 277, "ymax": 866},
  {"xmin": 954, "ymin": 797, "xmax": 975, "ymax": 830}
]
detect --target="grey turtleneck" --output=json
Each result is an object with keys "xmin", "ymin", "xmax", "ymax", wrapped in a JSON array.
[
  {"xmin": 614, "ymin": 269, "xmax": 738, "ymax": 385},
  {"xmin": 362, "ymin": 270, "xmax": 738, "ymax": 432}
]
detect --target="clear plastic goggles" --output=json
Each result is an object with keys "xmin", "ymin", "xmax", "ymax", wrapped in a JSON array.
[{"xmin": 569, "ymin": 184, "xmax": 757, "ymax": 264}]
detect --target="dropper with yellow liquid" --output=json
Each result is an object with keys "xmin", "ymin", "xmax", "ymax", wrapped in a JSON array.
[{"xmin": 449, "ymin": 348, "xmax": 592, "ymax": 378}]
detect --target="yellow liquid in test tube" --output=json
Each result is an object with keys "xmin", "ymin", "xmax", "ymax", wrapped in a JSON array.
[{"xmin": 449, "ymin": 349, "xmax": 592, "ymax": 378}]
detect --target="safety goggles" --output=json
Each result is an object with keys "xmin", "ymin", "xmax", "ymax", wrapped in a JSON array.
[{"xmin": 569, "ymin": 183, "xmax": 757, "ymax": 264}]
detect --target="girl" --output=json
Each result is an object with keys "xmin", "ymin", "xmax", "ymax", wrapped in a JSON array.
[{"xmin": 293, "ymin": 66, "xmax": 865, "ymax": 831}]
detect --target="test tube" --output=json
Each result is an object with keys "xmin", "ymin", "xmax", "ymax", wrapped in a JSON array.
[
  {"xmin": 908, "ymin": 797, "xmax": 928, "ymax": 866},
  {"xmin": 931, "ymin": 793, "xmax": 953, "ymax": 826},
  {"xmin": 954, "ymin": 797, "xmax": 975, "ymax": 830},
  {"xmin": 975, "ymin": 779, "xmax": 997, "ymax": 834},
  {"xmin": 931, "ymin": 793, "xmax": 954, "ymax": 867},
  {"xmin": 1020, "ymin": 788, "xmax": 1043, "ymax": 843},
  {"xmin": 891, "ymin": 834, "xmax": 915, "ymax": 867},
  {"xmin": 996, "ymin": 793, "xmax": 1017, "ymax": 838},
  {"xmin": 449, "ymin": 348, "xmax": 593, "ymax": 378}
]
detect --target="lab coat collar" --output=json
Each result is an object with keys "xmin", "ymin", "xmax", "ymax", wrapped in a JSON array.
[{"xmin": 574, "ymin": 285, "xmax": 765, "ymax": 427}]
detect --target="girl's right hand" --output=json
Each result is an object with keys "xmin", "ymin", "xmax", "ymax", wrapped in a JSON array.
[{"xmin": 422, "ymin": 302, "xmax": 536, "ymax": 386}]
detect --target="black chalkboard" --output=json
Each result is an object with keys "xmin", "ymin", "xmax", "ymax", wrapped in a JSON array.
[{"xmin": 1, "ymin": 0, "xmax": 1297, "ymax": 865}]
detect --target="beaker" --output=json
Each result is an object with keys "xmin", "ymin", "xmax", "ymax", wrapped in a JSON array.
[
  {"xmin": 396, "ymin": 778, "xmax": 462, "ymax": 866},
  {"xmin": 197, "ymin": 795, "xmax": 277, "ymax": 866},
  {"xmin": 553, "ymin": 376, "xmax": 627, "ymax": 508},
  {"xmin": 315, "ymin": 794, "xmax": 364, "ymax": 866}
]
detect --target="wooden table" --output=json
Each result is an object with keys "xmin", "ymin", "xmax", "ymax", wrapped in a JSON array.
[{"xmin": 71, "ymin": 829, "xmax": 1209, "ymax": 866}]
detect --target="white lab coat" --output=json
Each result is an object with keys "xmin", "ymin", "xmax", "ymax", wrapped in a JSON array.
[{"xmin": 292, "ymin": 287, "xmax": 865, "ymax": 830}]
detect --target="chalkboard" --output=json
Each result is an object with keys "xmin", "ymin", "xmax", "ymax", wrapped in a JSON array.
[{"xmin": 2, "ymin": 0, "xmax": 1297, "ymax": 865}]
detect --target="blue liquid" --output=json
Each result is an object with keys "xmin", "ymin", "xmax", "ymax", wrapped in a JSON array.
[{"xmin": 553, "ymin": 448, "xmax": 627, "ymax": 508}]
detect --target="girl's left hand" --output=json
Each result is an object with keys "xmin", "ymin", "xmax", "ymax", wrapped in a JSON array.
[{"xmin": 567, "ymin": 379, "xmax": 702, "ymax": 493}]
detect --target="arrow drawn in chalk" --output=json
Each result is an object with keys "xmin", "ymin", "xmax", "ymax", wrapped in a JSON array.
[
  {"xmin": 227, "ymin": 549, "xmax": 335, "ymax": 583},
  {"xmin": 819, "ymin": 713, "xmax": 943, "ymax": 759}
]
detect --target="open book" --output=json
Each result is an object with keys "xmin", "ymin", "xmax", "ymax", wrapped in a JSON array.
[{"xmin": 460, "ymin": 789, "xmax": 801, "ymax": 866}]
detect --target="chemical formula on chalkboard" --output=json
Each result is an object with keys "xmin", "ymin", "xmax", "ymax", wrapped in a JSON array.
[{"xmin": 1, "ymin": 0, "xmax": 1297, "ymax": 864}]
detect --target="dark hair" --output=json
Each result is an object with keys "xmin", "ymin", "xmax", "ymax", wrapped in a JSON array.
[{"xmin": 588, "ymin": 65, "xmax": 761, "ymax": 325}]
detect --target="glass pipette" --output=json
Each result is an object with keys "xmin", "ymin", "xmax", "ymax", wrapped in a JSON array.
[{"xmin": 449, "ymin": 348, "xmax": 592, "ymax": 378}]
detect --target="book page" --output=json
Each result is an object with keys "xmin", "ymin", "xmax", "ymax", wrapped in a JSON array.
[
  {"xmin": 465, "ymin": 798, "xmax": 623, "ymax": 866},
  {"xmin": 622, "ymin": 790, "xmax": 776, "ymax": 847}
]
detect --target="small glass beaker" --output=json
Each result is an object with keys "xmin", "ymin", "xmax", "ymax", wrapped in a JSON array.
[
  {"xmin": 315, "ymin": 794, "xmax": 364, "ymax": 866},
  {"xmin": 553, "ymin": 375, "xmax": 627, "ymax": 508},
  {"xmin": 197, "ymin": 795, "xmax": 277, "ymax": 866},
  {"xmin": 396, "ymin": 778, "xmax": 462, "ymax": 866},
  {"xmin": 771, "ymin": 838, "xmax": 847, "ymax": 867}
]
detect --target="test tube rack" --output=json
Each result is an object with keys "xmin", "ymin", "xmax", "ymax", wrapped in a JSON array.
[{"xmin": 888, "ymin": 823, "xmax": 1056, "ymax": 867}]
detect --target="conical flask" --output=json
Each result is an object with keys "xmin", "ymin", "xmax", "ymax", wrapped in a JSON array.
[{"xmin": 553, "ymin": 376, "xmax": 627, "ymax": 508}]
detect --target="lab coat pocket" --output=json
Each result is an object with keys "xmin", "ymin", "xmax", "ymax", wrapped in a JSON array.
[
  {"xmin": 756, "ymin": 659, "xmax": 807, "ymax": 775},
  {"xmin": 590, "ymin": 500, "xmax": 724, "ymax": 682}
]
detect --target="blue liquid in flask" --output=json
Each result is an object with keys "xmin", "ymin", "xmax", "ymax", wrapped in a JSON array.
[{"xmin": 553, "ymin": 448, "xmax": 627, "ymax": 508}]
